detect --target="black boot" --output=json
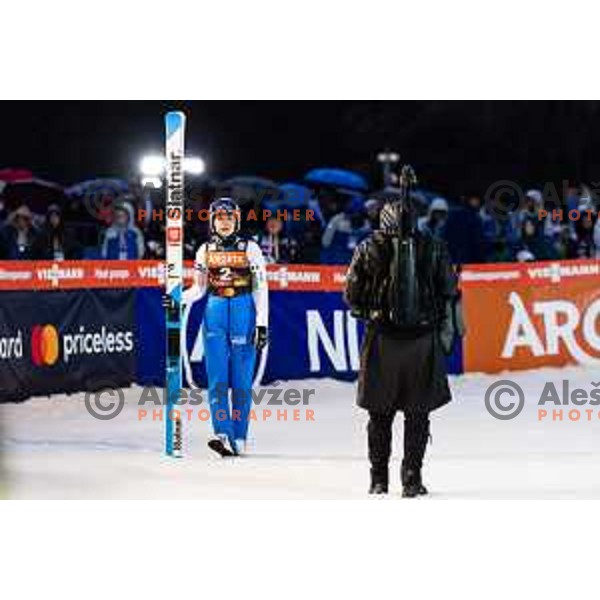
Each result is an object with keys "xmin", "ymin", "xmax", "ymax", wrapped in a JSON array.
[
  {"xmin": 367, "ymin": 412, "xmax": 395, "ymax": 495},
  {"xmin": 401, "ymin": 464, "xmax": 428, "ymax": 498},
  {"xmin": 402, "ymin": 411, "xmax": 430, "ymax": 498},
  {"xmin": 369, "ymin": 467, "xmax": 389, "ymax": 495}
]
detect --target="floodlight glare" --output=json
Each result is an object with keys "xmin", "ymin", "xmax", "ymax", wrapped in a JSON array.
[
  {"xmin": 140, "ymin": 155, "xmax": 165, "ymax": 177},
  {"xmin": 184, "ymin": 157, "xmax": 206, "ymax": 175}
]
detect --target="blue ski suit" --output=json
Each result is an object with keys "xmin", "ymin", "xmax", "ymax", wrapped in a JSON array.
[{"xmin": 192, "ymin": 236, "xmax": 268, "ymax": 446}]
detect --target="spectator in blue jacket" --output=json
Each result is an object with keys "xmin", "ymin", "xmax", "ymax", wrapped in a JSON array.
[
  {"xmin": 418, "ymin": 197, "xmax": 449, "ymax": 238},
  {"xmin": 100, "ymin": 202, "xmax": 145, "ymax": 260},
  {"xmin": 434, "ymin": 196, "xmax": 486, "ymax": 265},
  {"xmin": 321, "ymin": 196, "xmax": 370, "ymax": 264},
  {"xmin": 479, "ymin": 200, "xmax": 519, "ymax": 262}
]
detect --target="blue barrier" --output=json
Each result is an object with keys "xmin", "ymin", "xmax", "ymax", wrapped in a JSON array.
[{"xmin": 135, "ymin": 288, "xmax": 463, "ymax": 387}]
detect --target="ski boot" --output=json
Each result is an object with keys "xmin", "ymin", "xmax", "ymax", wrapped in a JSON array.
[{"xmin": 208, "ymin": 434, "xmax": 239, "ymax": 458}]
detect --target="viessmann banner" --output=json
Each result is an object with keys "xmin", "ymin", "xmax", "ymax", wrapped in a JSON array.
[{"xmin": 0, "ymin": 260, "xmax": 347, "ymax": 292}]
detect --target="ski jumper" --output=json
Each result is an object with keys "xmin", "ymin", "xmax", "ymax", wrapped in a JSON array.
[{"xmin": 194, "ymin": 237, "xmax": 268, "ymax": 445}]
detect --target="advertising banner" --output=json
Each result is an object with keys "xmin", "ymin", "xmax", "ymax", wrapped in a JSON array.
[
  {"xmin": 0, "ymin": 289, "xmax": 136, "ymax": 402},
  {"xmin": 0, "ymin": 260, "xmax": 348, "ymax": 292},
  {"xmin": 0, "ymin": 259, "xmax": 465, "ymax": 404},
  {"xmin": 461, "ymin": 259, "xmax": 600, "ymax": 373},
  {"xmin": 136, "ymin": 287, "xmax": 462, "ymax": 389}
]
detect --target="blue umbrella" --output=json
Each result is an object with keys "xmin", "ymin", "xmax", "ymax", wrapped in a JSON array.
[
  {"xmin": 277, "ymin": 183, "xmax": 329, "ymax": 228},
  {"xmin": 304, "ymin": 168, "xmax": 368, "ymax": 192},
  {"xmin": 279, "ymin": 183, "xmax": 312, "ymax": 208}
]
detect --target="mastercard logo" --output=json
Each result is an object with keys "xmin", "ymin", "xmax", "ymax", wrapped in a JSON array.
[{"xmin": 31, "ymin": 324, "xmax": 60, "ymax": 367}]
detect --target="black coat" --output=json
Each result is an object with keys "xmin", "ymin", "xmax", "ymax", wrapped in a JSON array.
[
  {"xmin": 345, "ymin": 230, "xmax": 457, "ymax": 414},
  {"xmin": 357, "ymin": 326, "xmax": 451, "ymax": 413},
  {"xmin": 33, "ymin": 225, "xmax": 81, "ymax": 260}
]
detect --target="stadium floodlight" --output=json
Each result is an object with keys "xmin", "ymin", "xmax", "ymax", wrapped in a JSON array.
[
  {"xmin": 377, "ymin": 150, "xmax": 400, "ymax": 186},
  {"xmin": 184, "ymin": 156, "xmax": 206, "ymax": 176},
  {"xmin": 377, "ymin": 151, "xmax": 400, "ymax": 164},
  {"xmin": 141, "ymin": 176, "xmax": 163, "ymax": 189},
  {"xmin": 140, "ymin": 155, "xmax": 166, "ymax": 177}
]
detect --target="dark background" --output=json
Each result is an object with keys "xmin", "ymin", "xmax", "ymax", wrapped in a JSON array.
[{"xmin": 1, "ymin": 101, "xmax": 599, "ymax": 195}]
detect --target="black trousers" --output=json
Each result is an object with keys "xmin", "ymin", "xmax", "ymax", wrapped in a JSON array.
[{"xmin": 368, "ymin": 411, "xmax": 430, "ymax": 476}]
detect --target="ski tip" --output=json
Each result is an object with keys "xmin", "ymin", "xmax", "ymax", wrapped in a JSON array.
[{"xmin": 165, "ymin": 111, "xmax": 186, "ymax": 137}]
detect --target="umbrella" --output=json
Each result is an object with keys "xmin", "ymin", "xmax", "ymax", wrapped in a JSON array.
[
  {"xmin": 304, "ymin": 168, "xmax": 368, "ymax": 193},
  {"xmin": 279, "ymin": 183, "xmax": 313, "ymax": 208},
  {"xmin": 65, "ymin": 178, "xmax": 130, "ymax": 224},
  {"xmin": 0, "ymin": 168, "xmax": 34, "ymax": 183},
  {"xmin": 222, "ymin": 176, "xmax": 279, "ymax": 189},
  {"xmin": 65, "ymin": 178, "xmax": 129, "ymax": 198},
  {"xmin": 220, "ymin": 176, "xmax": 280, "ymax": 211},
  {"xmin": 0, "ymin": 169, "xmax": 65, "ymax": 215}
]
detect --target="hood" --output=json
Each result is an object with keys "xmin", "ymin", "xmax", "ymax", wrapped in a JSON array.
[
  {"xmin": 525, "ymin": 189, "xmax": 543, "ymax": 206},
  {"xmin": 428, "ymin": 197, "xmax": 449, "ymax": 217},
  {"xmin": 114, "ymin": 201, "xmax": 136, "ymax": 228}
]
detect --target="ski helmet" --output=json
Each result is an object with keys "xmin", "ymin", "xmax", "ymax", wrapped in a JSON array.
[{"xmin": 209, "ymin": 198, "xmax": 241, "ymax": 238}]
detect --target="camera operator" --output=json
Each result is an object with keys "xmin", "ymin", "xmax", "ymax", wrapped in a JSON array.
[{"xmin": 344, "ymin": 167, "xmax": 462, "ymax": 497}]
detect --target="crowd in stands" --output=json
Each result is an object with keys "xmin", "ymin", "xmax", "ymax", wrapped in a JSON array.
[{"xmin": 1, "ymin": 174, "xmax": 599, "ymax": 267}]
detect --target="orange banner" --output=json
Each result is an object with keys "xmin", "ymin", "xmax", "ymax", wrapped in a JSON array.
[
  {"xmin": 461, "ymin": 259, "xmax": 600, "ymax": 373},
  {"xmin": 0, "ymin": 260, "xmax": 348, "ymax": 293}
]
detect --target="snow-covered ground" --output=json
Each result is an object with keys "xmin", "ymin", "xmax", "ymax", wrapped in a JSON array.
[{"xmin": 2, "ymin": 365, "xmax": 600, "ymax": 499}]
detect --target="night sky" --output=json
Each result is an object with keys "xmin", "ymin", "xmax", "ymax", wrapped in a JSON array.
[{"xmin": 1, "ymin": 101, "xmax": 600, "ymax": 196}]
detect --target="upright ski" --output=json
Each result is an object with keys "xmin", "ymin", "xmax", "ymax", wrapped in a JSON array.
[{"xmin": 164, "ymin": 111, "xmax": 185, "ymax": 457}]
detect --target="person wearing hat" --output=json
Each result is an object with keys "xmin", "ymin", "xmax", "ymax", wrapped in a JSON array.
[
  {"xmin": 344, "ymin": 191, "xmax": 460, "ymax": 497},
  {"xmin": 0, "ymin": 204, "xmax": 40, "ymax": 260}
]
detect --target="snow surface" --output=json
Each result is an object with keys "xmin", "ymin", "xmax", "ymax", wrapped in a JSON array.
[{"xmin": 2, "ymin": 366, "xmax": 600, "ymax": 499}]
